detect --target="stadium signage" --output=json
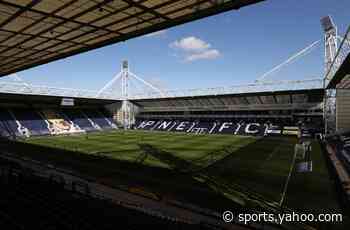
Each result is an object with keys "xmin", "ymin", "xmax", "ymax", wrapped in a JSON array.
[
  {"xmin": 61, "ymin": 98, "xmax": 75, "ymax": 106},
  {"xmin": 175, "ymin": 121, "xmax": 190, "ymax": 131},
  {"xmin": 137, "ymin": 120, "xmax": 284, "ymax": 136},
  {"xmin": 138, "ymin": 120, "xmax": 156, "ymax": 129},
  {"xmin": 157, "ymin": 121, "xmax": 173, "ymax": 130},
  {"xmin": 282, "ymin": 127, "xmax": 299, "ymax": 136},
  {"xmin": 245, "ymin": 123, "xmax": 261, "ymax": 134}
]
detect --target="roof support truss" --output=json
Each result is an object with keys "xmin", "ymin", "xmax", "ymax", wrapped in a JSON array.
[{"xmin": 0, "ymin": 0, "xmax": 264, "ymax": 77}]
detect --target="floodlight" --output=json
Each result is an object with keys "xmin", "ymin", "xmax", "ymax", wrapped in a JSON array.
[{"xmin": 321, "ymin": 16, "xmax": 335, "ymax": 32}]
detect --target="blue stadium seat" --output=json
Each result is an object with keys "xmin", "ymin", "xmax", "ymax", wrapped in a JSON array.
[
  {"xmin": 83, "ymin": 109, "xmax": 114, "ymax": 130},
  {"xmin": 12, "ymin": 109, "xmax": 50, "ymax": 136},
  {"xmin": 100, "ymin": 110, "xmax": 116, "ymax": 126},
  {"xmin": 0, "ymin": 158, "xmax": 206, "ymax": 230},
  {"xmin": 63, "ymin": 110, "xmax": 96, "ymax": 131},
  {"xmin": 136, "ymin": 119, "xmax": 281, "ymax": 136},
  {"xmin": 0, "ymin": 109, "xmax": 21, "ymax": 137}
]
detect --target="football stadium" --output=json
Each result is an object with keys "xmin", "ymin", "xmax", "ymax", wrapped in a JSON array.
[{"xmin": 0, "ymin": 0, "xmax": 349, "ymax": 229}]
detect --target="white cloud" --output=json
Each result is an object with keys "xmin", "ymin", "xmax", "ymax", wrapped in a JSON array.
[
  {"xmin": 170, "ymin": 36, "xmax": 221, "ymax": 62},
  {"xmin": 185, "ymin": 49, "xmax": 221, "ymax": 62},
  {"xmin": 170, "ymin": 36, "xmax": 211, "ymax": 52},
  {"xmin": 145, "ymin": 30, "xmax": 167, "ymax": 37}
]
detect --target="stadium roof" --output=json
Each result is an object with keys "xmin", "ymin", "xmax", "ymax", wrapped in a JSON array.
[
  {"xmin": 0, "ymin": 91, "xmax": 118, "ymax": 107},
  {"xmin": 132, "ymin": 87, "xmax": 324, "ymax": 112},
  {"xmin": 0, "ymin": 0, "xmax": 264, "ymax": 77},
  {"xmin": 129, "ymin": 79, "xmax": 324, "ymax": 100},
  {"xmin": 326, "ymin": 53, "xmax": 350, "ymax": 89}
]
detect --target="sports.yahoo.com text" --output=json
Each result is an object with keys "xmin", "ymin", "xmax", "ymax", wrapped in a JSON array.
[{"xmin": 222, "ymin": 211, "xmax": 343, "ymax": 225}]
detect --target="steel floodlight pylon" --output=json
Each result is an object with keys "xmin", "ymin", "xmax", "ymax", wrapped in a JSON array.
[
  {"xmin": 96, "ymin": 72, "xmax": 122, "ymax": 97},
  {"xmin": 322, "ymin": 15, "xmax": 338, "ymax": 75},
  {"xmin": 128, "ymin": 71, "xmax": 165, "ymax": 97},
  {"xmin": 97, "ymin": 60, "xmax": 166, "ymax": 128},
  {"xmin": 255, "ymin": 40, "xmax": 321, "ymax": 83},
  {"xmin": 97, "ymin": 60, "xmax": 165, "ymax": 99}
]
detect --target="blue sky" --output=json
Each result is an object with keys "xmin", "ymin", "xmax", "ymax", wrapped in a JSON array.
[{"xmin": 3, "ymin": 0, "xmax": 350, "ymax": 92}]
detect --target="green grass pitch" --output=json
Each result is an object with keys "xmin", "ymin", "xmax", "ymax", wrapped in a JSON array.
[{"xmin": 21, "ymin": 130, "xmax": 340, "ymax": 215}]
